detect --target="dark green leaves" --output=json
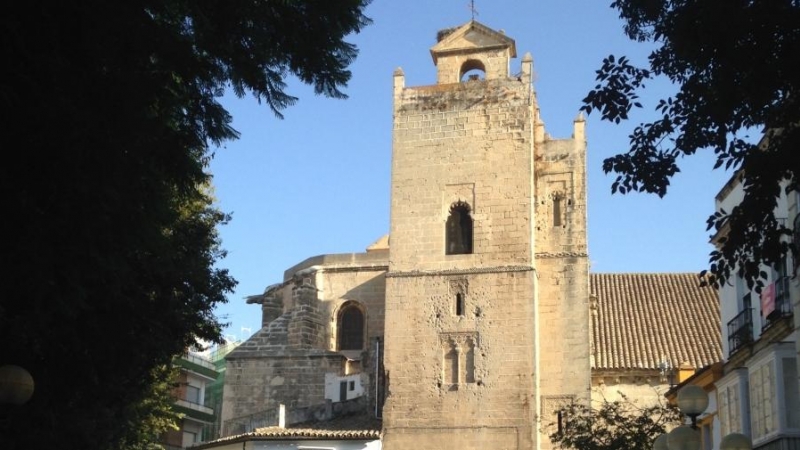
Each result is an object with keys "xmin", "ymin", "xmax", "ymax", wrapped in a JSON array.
[
  {"xmin": 587, "ymin": 0, "xmax": 800, "ymax": 287},
  {"xmin": 582, "ymin": 55, "xmax": 651, "ymax": 124},
  {"xmin": 0, "ymin": 1, "xmax": 371, "ymax": 448},
  {"xmin": 549, "ymin": 396, "xmax": 681, "ymax": 450}
]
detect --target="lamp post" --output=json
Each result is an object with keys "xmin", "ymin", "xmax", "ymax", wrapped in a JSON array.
[{"xmin": 655, "ymin": 384, "xmax": 752, "ymax": 450}]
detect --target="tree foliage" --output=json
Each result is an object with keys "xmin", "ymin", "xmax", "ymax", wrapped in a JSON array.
[
  {"xmin": 583, "ymin": 0, "xmax": 800, "ymax": 287},
  {"xmin": 0, "ymin": 1, "xmax": 370, "ymax": 449},
  {"xmin": 548, "ymin": 397, "xmax": 681, "ymax": 450}
]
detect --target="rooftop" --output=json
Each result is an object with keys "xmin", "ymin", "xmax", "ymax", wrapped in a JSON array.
[
  {"xmin": 193, "ymin": 413, "xmax": 381, "ymax": 449},
  {"xmin": 591, "ymin": 273, "xmax": 722, "ymax": 371}
]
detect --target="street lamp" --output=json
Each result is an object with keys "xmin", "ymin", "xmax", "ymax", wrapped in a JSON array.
[
  {"xmin": 668, "ymin": 425, "xmax": 701, "ymax": 450},
  {"xmin": 655, "ymin": 384, "xmax": 752, "ymax": 450},
  {"xmin": 654, "ymin": 432, "xmax": 669, "ymax": 450},
  {"xmin": 720, "ymin": 433, "xmax": 753, "ymax": 450},
  {"xmin": 0, "ymin": 365, "xmax": 34, "ymax": 406},
  {"xmin": 676, "ymin": 385, "xmax": 708, "ymax": 427}
]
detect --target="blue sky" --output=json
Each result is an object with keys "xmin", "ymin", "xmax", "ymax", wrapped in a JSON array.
[{"xmin": 209, "ymin": 1, "xmax": 733, "ymax": 340}]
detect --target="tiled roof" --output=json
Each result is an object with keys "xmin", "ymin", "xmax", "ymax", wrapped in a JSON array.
[
  {"xmin": 591, "ymin": 273, "xmax": 721, "ymax": 371},
  {"xmin": 193, "ymin": 414, "xmax": 381, "ymax": 448},
  {"xmin": 248, "ymin": 427, "xmax": 380, "ymax": 439},
  {"xmin": 254, "ymin": 413, "xmax": 381, "ymax": 438}
]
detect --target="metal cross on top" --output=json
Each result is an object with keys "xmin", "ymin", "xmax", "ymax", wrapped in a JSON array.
[{"xmin": 468, "ymin": 0, "xmax": 478, "ymax": 20}]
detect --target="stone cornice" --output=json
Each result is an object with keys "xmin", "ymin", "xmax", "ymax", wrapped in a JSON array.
[
  {"xmin": 535, "ymin": 251, "xmax": 588, "ymax": 259},
  {"xmin": 386, "ymin": 265, "xmax": 533, "ymax": 278}
]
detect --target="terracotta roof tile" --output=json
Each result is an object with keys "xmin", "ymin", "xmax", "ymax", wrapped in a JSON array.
[
  {"xmin": 193, "ymin": 413, "xmax": 381, "ymax": 448},
  {"xmin": 249, "ymin": 427, "xmax": 380, "ymax": 439},
  {"xmin": 252, "ymin": 413, "xmax": 381, "ymax": 438},
  {"xmin": 591, "ymin": 273, "xmax": 721, "ymax": 370}
]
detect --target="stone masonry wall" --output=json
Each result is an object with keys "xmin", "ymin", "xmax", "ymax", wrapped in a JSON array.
[
  {"xmin": 389, "ymin": 78, "xmax": 535, "ymax": 273},
  {"xmin": 384, "ymin": 67, "xmax": 539, "ymax": 449},
  {"xmin": 221, "ymin": 353, "xmax": 346, "ymax": 434},
  {"xmin": 221, "ymin": 256, "xmax": 388, "ymax": 438},
  {"xmin": 315, "ymin": 268, "xmax": 386, "ymax": 352},
  {"xmin": 287, "ymin": 279, "xmax": 327, "ymax": 349},
  {"xmin": 383, "ymin": 271, "xmax": 537, "ymax": 449},
  {"xmin": 534, "ymin": 118, "xmax": 592, "ymax": 441},
  {"xmin": 314, "ymin": 265, "xmax": 387, "ymax": 413},
  {"xmin": 592, "ymin": 370, "xmax": 671, "ymax": 407}
]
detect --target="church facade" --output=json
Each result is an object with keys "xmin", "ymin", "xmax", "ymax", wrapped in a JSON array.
[{"xmin": 216, "ymin": 21, "xmax": 720, "ymax": 450}]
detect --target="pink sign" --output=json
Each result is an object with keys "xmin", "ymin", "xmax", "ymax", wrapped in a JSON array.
[{"xmin": 761, "ymin": 283, "xmax": 776, "ymax": 317}]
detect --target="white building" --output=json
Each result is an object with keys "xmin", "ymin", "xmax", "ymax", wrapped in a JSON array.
[{"xmin": 712, "ymin": 171, "xmax": 800, "ymax": 450}]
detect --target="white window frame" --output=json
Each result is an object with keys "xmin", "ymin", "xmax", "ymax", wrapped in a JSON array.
[
  {"xmin": 182, "ymin": 430, "xmax": 198, "ymax": 446},
  {"xmin": 717, "ymin": 368, "xmax": 749, "ymax": 437},
  {"xmin": 185, "ymin": 384, "xmax": 201, "ymax": 404},
  {"xmin": 749, "ymin": 359, "xmax": 776, "ymax": 441},
  {"xmin": 746, "ymin": 343, "xmax": 799, "ymax": 445}
]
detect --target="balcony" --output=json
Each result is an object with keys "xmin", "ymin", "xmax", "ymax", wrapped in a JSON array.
[
  {"xmin": 762, "ymin": 278, "xmax": 794, "ymax": 331},
  {"xmin": 160, "ymin": 445, "xmax": 183, "ymax": 450},
  {"xmin": 184, "ymin": 352, "xmax": 216, "ymax": 370},
  {"xmin": 727, "ymin": 308, "xmax": 753, "ymax": 356},
  {"xmin": 174, "ymin": 398, "xmax": 215, "ymax": 423},
  {"xmin": 175, "ymin": 353, "xmax": 218, "ymax": 379}
]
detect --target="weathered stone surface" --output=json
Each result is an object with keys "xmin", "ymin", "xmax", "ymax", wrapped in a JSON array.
[
  {"xmin": 383, "ymin": 21, "xmax": 590, "ymax": 450},
  {"xmin": 222, "ymin": 20, "xmax": 595, "ymax": 450},
  {"xmin": 221, "ymin": 256, "xmax": 388, "ymax": 436}
]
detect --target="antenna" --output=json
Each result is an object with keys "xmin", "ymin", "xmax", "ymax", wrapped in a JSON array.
[{"xmin": 657, "ymin": 356, "xmax": 673, "ymax": 384}]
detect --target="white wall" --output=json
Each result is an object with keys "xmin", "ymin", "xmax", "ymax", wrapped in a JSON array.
[
  {"xmin": 716, "ymin": 177, "xmax": 793, "ymax": 359},
  {"xmin": 324, "ymin": 373, "xmax": 366, "ymax": 402},
  {"xmin": 187, "ymin": 372, "xmax": 207, "ymax": 404},
  {"xmin": 251, "ymin": 439, "xmax": 380, "ymax": 450}
]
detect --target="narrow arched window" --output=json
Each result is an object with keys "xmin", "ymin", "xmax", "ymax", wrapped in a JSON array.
[
  {"xmin": 464, "ymin": 340, "xmax": 475, "ymax": 383},
  {"xmin": 553, "ymin": 192, "xmax": 564, "ymax": 227},
  {"xmin": 446, "ymin": 201, "xmax": 473, "ymax": 255},
  {"xmin": 337, "ymin": 303, "xmax": 364, "ymax": 351},
  {"xmin": 444, "ymin": 344, "xmax": 458, "ymax": 385}
]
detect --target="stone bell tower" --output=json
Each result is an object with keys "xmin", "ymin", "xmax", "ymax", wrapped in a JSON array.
[
  {"xmin": 382, "ymin": 21, "xmax": 591, "ymax": 450},
  {"xmin": 383, "ymin": 21, "xmax": 590, "ymax": 450}
]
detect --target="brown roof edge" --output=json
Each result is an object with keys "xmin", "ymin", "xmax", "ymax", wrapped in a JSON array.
[
  {"xmin": 664, "ymin": 361, "xmax": 724, "ymax": 401},
  {"xmin": 192, "ymin": 430, "xmax": 381, "ymax": 450}
]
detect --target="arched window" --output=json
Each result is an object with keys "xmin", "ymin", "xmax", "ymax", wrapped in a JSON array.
[
  {"xmin": 446, "ymin": 201, "xmax": 473, "ymax": 255},
  {"xmin": 460, "ymin": 59, "xmax": 486, "ymax": 82},
  {"xmin": 337, "ymin": 303, "xmax": 364, "ymax": 351},
  {"xmin": 464, "ymin": 339, "xmax": 475, "ymax": 383},
  {"xmin": 455, "ymin": 293, "xmax": 465, "ymax": 316},
  {"xmin": 440, "ymin": 335, "xmax": 477, "ymax": 387},
  {"xmin": 552, "ymin": 192, "xmax": 564, "ymax": 227},
  {"xmin": 444, "ymin": 344, "xmax": 458, "ymax": 385}
]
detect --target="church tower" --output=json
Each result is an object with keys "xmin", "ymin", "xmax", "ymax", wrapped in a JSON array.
[{"xmin": 383, "ymin": 21, "xmax": 590, "ymax": 450}]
